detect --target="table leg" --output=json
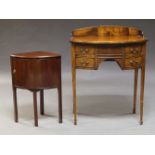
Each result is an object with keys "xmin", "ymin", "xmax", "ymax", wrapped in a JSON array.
[
  {"xmin": 57, "ymin": 58, "xmax": 63, "ymax": 124},
  {"xmin": 13, "ymin": 87, "xmax": 18, "ymax": 122},
  {"xmin": 58, "ymin": 84, "xmax": 63, "ymax": 123},
  {"xmin": 72, "ymin": 46, "xmax": 77, "ymax": 125},
  {"xmin": 72, "ymin": 68, "xmax": 77, "ymax": 125},
  {"xmin": 140, "ymin": 64, "xmax": 145, "ymax": 125},
  {"xmin": 133, "ymin": 68, "xmax": 138, "ymax": 114},
  {"xmin": 40, "ymin": 90, "xmax": 44, "ymax": 115},
  {"xmin": 33, "ymin": 91, "xmax": 38, "ymax": 127}
]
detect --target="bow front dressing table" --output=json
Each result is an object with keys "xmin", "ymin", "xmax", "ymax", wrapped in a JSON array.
[{"xmin": 70, "ymin": 26, "xmax": 147, "ymax": 125}]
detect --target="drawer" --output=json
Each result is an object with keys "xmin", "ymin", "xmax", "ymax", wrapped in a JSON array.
[
  {"xmin": 124, "ymin": 57, "xmax": 143, "ymax": 69},
  {"xmin": 75, "ymin": 46, "xmax": 96, "ymax": 58},
  {"xmin": 124, "ymin": 46, "xmax": 143, "ymax": 58},
  {"xmin": 97, "ymin": 47, "xmax": 122, "ymax": 55},
  {"xmin": 96, "ymin": 47, "xmax": 123, "ymax": 59},
  {"xmin": 76, "ymin": 57, "xmax": 96, "ymax": 69}
]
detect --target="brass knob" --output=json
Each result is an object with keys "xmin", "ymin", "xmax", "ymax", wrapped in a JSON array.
[{"xmin": 13, "ymin": 69, "xmax": 16, "ymax": 74}]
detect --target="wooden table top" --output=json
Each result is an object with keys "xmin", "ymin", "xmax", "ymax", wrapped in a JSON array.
[
  {"xmin": 71, "ymin": 36, "xmax": 147, "ymax": 45},
  {"xmin": 11, "ymin": 51, "xmax": 61, "ymax": 59},
  {"xmin": 71, "ymin": 26, "xmax": 147, "ymax": 45}
]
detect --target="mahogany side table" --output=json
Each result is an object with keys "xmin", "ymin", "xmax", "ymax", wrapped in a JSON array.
[
  {"xmin": 71, "ymin": 26, "xmax": 147, "ymax": 125},
  {"xmin": 10, "ymin": 51, "xmax": 62, "ymax": 127}
]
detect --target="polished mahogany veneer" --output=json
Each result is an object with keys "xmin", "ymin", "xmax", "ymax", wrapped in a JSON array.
[
  {"xmin": 10, "ymin": 51, "xmax": 62, "ymax": 127},
  {"xmin": 71, "ymin": 26, "xmax": 147, "ymax": 125}
]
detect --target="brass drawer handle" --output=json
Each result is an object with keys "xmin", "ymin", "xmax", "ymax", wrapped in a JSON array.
[
  {"xmin": 130, "ymin": 49, "xmax": 139, "ymax": 55},
  {"xmin": 80, "ymin": 48, "xmax": 88, "ymax": 54},
  {"xmin": 81, "ymin": 61, "xmax": 89, "ymax": 66},
  {"xmin": 85, "ymin": 48, "xmax": 89, "ymax": 52},
  {"xmin": 129, "ymin": 60, "xmax": 139, "ymax": 66}
]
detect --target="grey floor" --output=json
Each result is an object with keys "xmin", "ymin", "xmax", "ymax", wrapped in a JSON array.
[{"xmin": 0, "ymin": 62, "xmax": 155, "ymax": 135}]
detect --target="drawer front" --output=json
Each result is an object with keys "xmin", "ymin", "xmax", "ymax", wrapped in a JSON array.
[
  {"xmin": 124, "ymin": 45, "xmax": 143, "ymax": 58},
  {"xmin": 76, "ymin": 57, "xmax": 96, "ymax": 69},
  {"xmin": 96, "ymin": 47, "xmax": 122, "ymax": 55},
  {"xmin": 75, "ymin": 46, "xmax": 96, "ymax": 58},
  {"xmin": 96, "ymin": 47, "xmax": 123, "ymax": 59},
  {"xmin": 11, "ymin": 57, "xmax": 61, "ymax": 89},
  {"xmin": 124, "ymin": 57, "xmax": 143, "ymax": 69}
]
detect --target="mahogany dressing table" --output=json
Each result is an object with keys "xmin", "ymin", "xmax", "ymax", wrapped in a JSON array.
[
  {"xmin": 70, "ymin": 26, "xmax": 147, "ymax": 125},
  {"xmin": 10, "ymin": 51, "xmax": 62, "ymax": 127}
]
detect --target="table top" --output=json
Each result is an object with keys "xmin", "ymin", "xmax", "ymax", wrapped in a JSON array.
[
  {"xmin": 71, "ymin": 26, "xmax": 147, "ymax": 45},
  {"xmin": 10, "ymin": 51, "xmax": 61, "ymax": 59},
  {"xmin": 71, "ymin": 36, "xmax": 147, "ymax": 44}
]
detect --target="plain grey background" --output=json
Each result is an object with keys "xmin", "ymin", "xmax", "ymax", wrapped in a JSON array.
[
  {"xmin": 0, "ymin": 19, "xmax": 155, "ymax": 134},
  {"xmin": 0, "ymin": 19, "xmax": 154, "ymax": 73}
]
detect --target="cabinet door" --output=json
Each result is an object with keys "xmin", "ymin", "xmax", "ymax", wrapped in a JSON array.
[{"xmin": 11, "ymin": 57, "xmax": 61, "ymax": 89}]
